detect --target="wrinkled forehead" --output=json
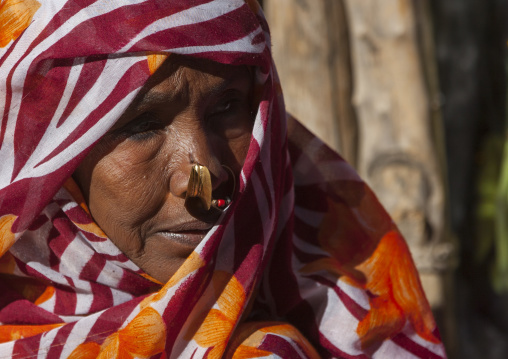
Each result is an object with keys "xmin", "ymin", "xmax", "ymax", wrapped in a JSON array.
[
  {"xmin": 137, "ymin": 55, "xmax": 252, "ymax": 104},
  {"xmin": 111, "ymin": 54, "xmax": 254, "ymax": 131}
]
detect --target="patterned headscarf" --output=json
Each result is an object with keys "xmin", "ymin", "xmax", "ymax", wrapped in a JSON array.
[{"xmin": 0, "ymin": 1, "xmax": 446, "ymax": 358}]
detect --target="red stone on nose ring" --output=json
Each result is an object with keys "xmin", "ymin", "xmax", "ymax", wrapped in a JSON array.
[
  {"xmin": 211, "ymin": 165, "xmax": 235, "ymax": 211},
  {"xmin": 211, "ymin": 197, "xmax": 232, "ymax": 209}
]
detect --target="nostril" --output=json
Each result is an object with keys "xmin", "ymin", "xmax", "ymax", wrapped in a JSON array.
[
  {"xmin": 211, "ymin": 165, "xmax": 236, "ymax": 204},
  {"xmin": 170, "ymin": 169, "xmax": 192, "ymax": 200},
  {"xmin": 212, "ymin": 165, "xmax": 230, "ymax": 190}
]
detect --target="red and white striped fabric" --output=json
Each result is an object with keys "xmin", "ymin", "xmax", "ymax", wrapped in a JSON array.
[{"xmin": 0, "ymin": 1, "xmax": 447, "ymax": 358}]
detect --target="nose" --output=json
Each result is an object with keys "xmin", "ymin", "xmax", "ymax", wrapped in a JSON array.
[{"xmin": 169, "ymin": 123, "xmax": 228, "ymax": 201}]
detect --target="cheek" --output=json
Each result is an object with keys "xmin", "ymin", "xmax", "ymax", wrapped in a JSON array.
[
  {"xmin": 227, "ymin": 130, "xmax": 252, "ymax": 168},
  {"xmin": 236, "ymin": 134, "xmax": 251, "ymax": 162},
  {"xmin": 215, "ymin": 113, "xmax": 253, "ymax": 169},
  {"xmin": 85, "ymin": 144, "xmax": 168, "ymax": 229}
]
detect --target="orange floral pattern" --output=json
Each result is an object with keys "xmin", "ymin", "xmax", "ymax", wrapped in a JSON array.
[
  {"xmin": 0, "ymin": 324, "xmax": 64, "ymax": 344},
  {"xmin": 0, "ymin": 0, "xmax": 41, "ymax": 48},
  {"xmin": 0, "ymin": 215, "xmax": 18, "ymax": 258},
  {"xmin": 34, "ymin": 285, "xmax": 56, "ymax": 305},
  {"xmin": 68, "ymin": 342, "xmax": 101, "ymax": 359},
  {"xmin": 227, "ymin": 322, "xmax": 321, "ymax": 359},
  {"xmin": 147, "ymin": 53, "xmax": 169, "ymax": 75},
  {"xmin": 153, "ymin": 250, "xmax": 205, "ymax": 302},
  {"xmin": 300, "ymin": 197, "xmax": 438, "ymax": 349},
  {"xmin": 231, "ymin": 345, "xmax": 272, "ymax": 359},
  {"xmin": 0, "ymin": 252, "xmax": 16, "ymax": 274},
  {"xmin": 301, "ymin": 197, "xmax": 382, "ymax": 284},
  {"xmin": 99, "ymin": 307, "xmax": 166, "ymax": 359},
  {"xmin": 69, "ymin": 307, "xmax": 166, "ymax": 359},
  {"xmin": 354, "ymin": 230, "xmax": 438, "ymax": 347},
  {"xmin": 193, "ymin": 271, "xmax": 246, "ymax": 359}
]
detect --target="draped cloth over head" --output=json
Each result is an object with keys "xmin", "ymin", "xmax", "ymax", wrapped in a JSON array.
[{"xmin": 0, "ymin": 1, "xmax": 446, "ymax": 358}]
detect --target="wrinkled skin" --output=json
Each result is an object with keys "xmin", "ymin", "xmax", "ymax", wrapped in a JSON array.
[{"xmin": 73, "ymin": 55, "xmax": 254, "ymax": 283}]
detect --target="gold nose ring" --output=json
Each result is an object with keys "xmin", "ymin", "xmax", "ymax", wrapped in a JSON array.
[
  {"xmin": 186, "ymin": 164, "xmax": 213, "ymax": 210},
  {"xmin": 185, "ymin": 164, "xmax": 235, "ymax": 212}
]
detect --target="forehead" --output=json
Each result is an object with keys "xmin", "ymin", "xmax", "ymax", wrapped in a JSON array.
[
  {"xmin": 111, "ymin": 55, "xmax": 252, "ymax": 129},
  {"xmin": 152, "ymin": 55, "xmax": 250, "ymax": 85},
  {"xmin": 140, "ymin": 55, "xmax": 251, "ymax": 104}
]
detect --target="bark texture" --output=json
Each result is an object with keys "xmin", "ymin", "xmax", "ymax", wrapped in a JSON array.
[
  {"xmin": 264, "ymin": 0, "xmax": 357, "ymax": 164},
  {"xmin": 342, "ymin": 0, "xmax": 454, "ymax": 275}
]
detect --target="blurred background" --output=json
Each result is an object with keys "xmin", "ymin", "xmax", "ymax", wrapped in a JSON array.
[{"xmin": 258, "ymin": 1, "xmax": 508, "ymax": 358}]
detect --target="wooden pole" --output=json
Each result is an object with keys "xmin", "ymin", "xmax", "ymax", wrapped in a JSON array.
[{"xmin": 264, "ymin": 0, "xmax": 357, "ymax": 164}]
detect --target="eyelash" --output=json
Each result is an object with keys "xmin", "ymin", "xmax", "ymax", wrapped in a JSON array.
[
  {"xmin": 116, "ymin": 113, "xmax": 164, "ymax": 141},
  {"xmin": 116, "ymin": 93, "xmax": 250, "ymax": 141},
  {"xmin": 207, "ymin": 93, "xmax": 250, "ymax": 134},
  {"xmin": 210, "ymin": 98, "xmax": 238, "ymax": 116}
]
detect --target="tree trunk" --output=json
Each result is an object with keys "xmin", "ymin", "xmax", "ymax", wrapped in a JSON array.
[
  {"xmin": 342, "ymin": 0, "xmax": 454, "ymax": 279},
  {"xmin": 342, "ymin": 1, "xmax": 456, "ymax": 350},
  {"xmin": 264, "ymin": 0, "xmax": 357, "ymax": 164}
]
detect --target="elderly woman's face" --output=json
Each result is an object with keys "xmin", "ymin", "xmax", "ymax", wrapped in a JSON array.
[{"xmin": 73, "ymin": 56, "xmax": 254, "ymax": 283}]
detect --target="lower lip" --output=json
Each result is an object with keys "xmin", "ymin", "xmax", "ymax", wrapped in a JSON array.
[{"xmin": 156, "ymin": 230, "xmax": 208, "ymax": 247}]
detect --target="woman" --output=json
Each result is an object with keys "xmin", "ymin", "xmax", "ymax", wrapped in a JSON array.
[{"xmin": 0, "ymin": 1, "xmax": 446, "ymax": 358}]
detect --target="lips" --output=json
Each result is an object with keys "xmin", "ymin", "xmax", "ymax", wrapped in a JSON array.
[
  {"xmin": 157, "ymin": 230, "xmax": 209, "ymax": 247},
  {"xmin": 154, "ymin": 221, "xmax": 214, "ymax": 247}
]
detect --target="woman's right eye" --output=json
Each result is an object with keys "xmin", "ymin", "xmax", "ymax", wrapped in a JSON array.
[{"xmin": 119, "ymin": 113, "xmax": 165, "ymax": 141}]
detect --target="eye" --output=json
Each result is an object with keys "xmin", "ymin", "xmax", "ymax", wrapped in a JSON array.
[
  {"xmin": 209, "ymin": 98, "xmax": 237, "ymax": 116},
  {"xmin": 116, "ymin": 113, "xmax": 165, "ymax": 141},
  {"xmin": 207, "ymin": 91, "xmax": 253, "ymax": 139}
]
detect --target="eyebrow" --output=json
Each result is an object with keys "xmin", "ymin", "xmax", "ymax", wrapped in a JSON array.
[{"xmin": 140, "ymin": 68, "xmax": 251, "ymax": 108}]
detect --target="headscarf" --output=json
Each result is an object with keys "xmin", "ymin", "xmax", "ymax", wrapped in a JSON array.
[{"xmin": 0, "ymin": 1, "xmax": 446, "ymax": 358}]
